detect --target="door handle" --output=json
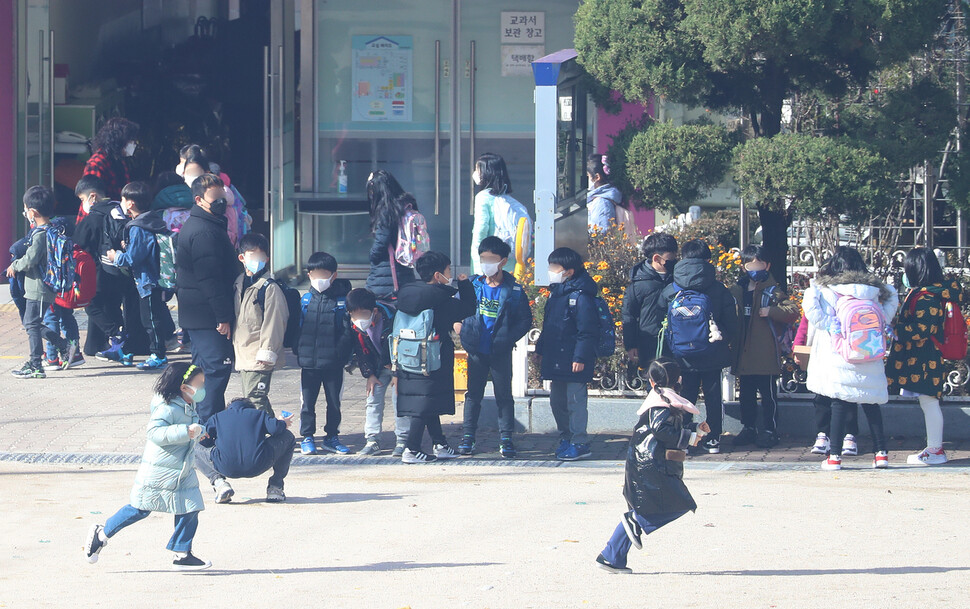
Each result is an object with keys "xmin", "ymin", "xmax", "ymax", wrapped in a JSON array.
[
  {"xmin": 278, "ymin": 44, "xmax": 285, "ymax": 223},
  {"xmin": 263, "ymin": 45, "xmax": 271, "ymax": 223},
  {"xmin": 434, "ymin": 39, "xmax": 441, "ymax": 215},
  {"xmin": 49, "ymin": 30, "xmax": 55, "ymax": 190},
  {"xmin": 469, "ymin": 40, "xmax": 476, "ymax": 215}
]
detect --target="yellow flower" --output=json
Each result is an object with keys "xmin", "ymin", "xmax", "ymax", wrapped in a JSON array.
[
  {"xmin": 592, "ymin": 274, "xmax": 603, "ymax": 282},
  {"xmin": 597, "ymin": 261, "xmax": 610, "ymax": 271}
]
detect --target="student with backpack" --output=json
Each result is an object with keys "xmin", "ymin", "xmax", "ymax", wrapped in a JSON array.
[
  {"xmin": 623, "ymin": 233, "xmax": 678, "ymax": 367},
  {"xmin": 4, "ymin": 186, "xmax": 77, "ymax": 378},
  {"xmin": 225, "ymin": 233, "xmax": 290, "ymax": 418},
  {"xmin": 535, "ymin": 247, "xmax": 602, "ymax": 461},
  {"xmin": 586, "ymin": 154, "xmax": 621, "ymax": 234},
  {"xmin": 457, "ymin": 236, "xmax": 534, "ymax": 458},
  {"xmin": 41, "ymin": 216, "xmax": 86, "ymax": 370},
  {"xmin": 887, "ymin": 248, "xmax": 965, "ymax": 466},
  {"xmin": 365, "ymin": 170, "xmax": 421, "ymax": 298},
  {"xmin": 660, "ymin": 239, "xmax": 739, "ymax": 454},
  {"xmin": 803, "ymin": 246, "xmax": 898, "ymax": 470},
  {"xmin": 105, "ymin": 182, "xmax": 176, "ymax": 370},
  {"xmin": 470, "ymin": 152, "xmax": 533, "ymax": 280},
  {"xmin": 392, "ymin": 251, "xmax": 477, "ymax": 463},
  {"xmin": 297, "ymin": 252, "xmax": 354, "ymax": 455},
  {"xmin": 346, "ymin": 288, "xmax": 410, "ymax": 457},
  {"xmin": 729, "ymin": 245, "xmax": 799, "ymax": 448}
]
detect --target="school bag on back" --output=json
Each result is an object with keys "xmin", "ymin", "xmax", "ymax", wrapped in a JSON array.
[
  {"xmin": 389, "ymin": 308, "xmax": 440, "ymax": 375},
  {"xmin": 55, "ymin": 245, "xmax": 97, "ymax": 309},
  {"xmin": 394, "ymin": 207, "xmax": 431, "ymax": 268},
  {"xmin": 155, "ymin": 231, "xmax": 178, "ymax": 290},
  {"xmin": 568, "ymin": 293, "xmax": 617, "ymax": 358},
  {"xmin": 907, "ymin": 290, "xmax": 968, "ymax": 361},
  {"xmin": 665, "ymin": 284, "xmax": 716, "ymax": 358},
  {"xmin": 832, "ymin": 295, "xmax": 886, "ymax": 363},
  {"xmin": 42, "ymin": 224, "xmax": 76, "ymax": 294},
  {"xmin": 256, "ymin": 278, "xmax": 304, "ymax": 350}
]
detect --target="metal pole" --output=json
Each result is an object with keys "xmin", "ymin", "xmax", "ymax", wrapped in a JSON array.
[
  {"xmin": 924, "ymin": 161, "xmax": 935, "ymax": 250},
  {"xmin": 739, "ymin": 196, "xmax": 749, "ymax": 250},
  {"xmin": 434, "ymin": 40, "xmax": 440, "ymax": 215}
]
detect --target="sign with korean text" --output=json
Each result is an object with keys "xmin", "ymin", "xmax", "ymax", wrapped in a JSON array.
[
  {"xmin": 502, "ymin": 45, "xmax": 545, "ymax": 77},
  {"xmin": 501, "ymin": 12, "xmax": 544, "ymax": 44}
]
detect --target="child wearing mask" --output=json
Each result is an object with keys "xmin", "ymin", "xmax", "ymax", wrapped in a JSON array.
[{"xmin": 623, "ymin": 232, "xmax": 679, "ymax": 367}]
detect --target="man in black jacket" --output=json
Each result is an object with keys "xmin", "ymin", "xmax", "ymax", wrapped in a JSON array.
[
  {"xmin": 176, "ymin": 173, "xmax": 240, "ymax": 422},
  {"xmin": 623, "ymin": 233, "xmax": 678, "ymax": 366}
]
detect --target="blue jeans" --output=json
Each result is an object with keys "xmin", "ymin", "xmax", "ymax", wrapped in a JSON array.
[
  {"xmin": 44, "ymin": 303, "xmax": 79, "ymax": 361},
  {"xmin": 600, "ymin": 510, "xmax": 688, "ymax": 569},
  {"xmin": 189, "ymin": 328, "xmax": 234, "ymax": 422},
  {"xmin": 103, "ymin": 504, "xmax": 199, "ymax": 553}
]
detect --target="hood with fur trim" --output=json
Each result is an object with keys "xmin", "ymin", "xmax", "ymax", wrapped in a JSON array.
[{"xmin": 813, "ymin": 271, "xmax": 895, "ymax": 304}]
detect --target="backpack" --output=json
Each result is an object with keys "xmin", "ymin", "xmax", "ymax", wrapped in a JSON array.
[
  {"xmin": 907, "ymin": 289, "xmax": 968, "ymax": 361},
  {"xmin": 394, "ymin": 208, "xmax": 431, "ymax": 268},
  {"xmin": 54, "ymin": 245, "xmax": 97, "ymax": 309},
  {"xmin": 761, "ymin": 285, "xmax": 795, "ymax": 357},
  {"xmin": 256, "ymin": 278, "xmax": 304, "ymax": 350},
  {"xmin": 155, "ymin": 232, "xmax": 178, "ymax": 290},
  {"xmin": 665, "ymin": 284, "xmax": 717, "ymax": 358},
  {"xmin": 493, "ymin": 194, "xmax": 533, "ymax": 261},
  {"xmin": 568, "ymin": 293, "xmax": 617, "ymax": 358},
  {"xmin": 42, "ymin": 224, "xmax": 76, "ymax": 293},
  {"xmin": 831, "ymin": 295, "xmax": 887, "ymax": 363},
  {"xmin": 389, "ymin": 308, "xmax": 441, "ymax": 375}
]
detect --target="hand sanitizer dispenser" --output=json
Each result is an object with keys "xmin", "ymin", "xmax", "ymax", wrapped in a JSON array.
[{"xmin": 338, "ymin": 160, "xmax": 348, "ymax": 194}]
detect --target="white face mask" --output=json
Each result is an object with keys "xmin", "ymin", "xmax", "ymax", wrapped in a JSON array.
[
  {"xmin": 184, "ymin": 174, "xmax": 201, "ymax": 187},
  {"xmin": 480, "ymin": 260, "xmax": 502, "ymax": 277},
  {"xmin": 353, "ymin": 317, "xmax": 373, "ymax": 332},
  {"xmin": 124, "ymin": 142, "xmax": 136, "ymax": 157},
  {"xmin": 548, "ymin": 270, "xmax": 566, "ymax": 284},
  {"xmin": 175, "ymin": 163, "xmax": 184, "ymax": 177},
  {"xmin": 82, "ymin": 196, "xmax": 95, "ymax": 214},
  {"xmin": 438, "ymin": 273, "xmax": 453, "ymax": 286},
  {"xmin": 472, "ymin": 169, "xmax": 482, "ymax": 186},
  {"xmin": 310, "ymin": 277, "xmax": 332, "ymax": 293}
]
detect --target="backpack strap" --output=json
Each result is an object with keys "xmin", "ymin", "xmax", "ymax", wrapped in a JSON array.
[
  {"xmin": 255, "ymin": 277, "xmax": 276, "ymax": 310},
  {"xmin": 300, "ymin": 291, "xmax": 312, "ymax": 327}
]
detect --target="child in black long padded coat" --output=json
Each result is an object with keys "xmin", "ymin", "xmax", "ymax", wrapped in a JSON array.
[{"xmin": 596, "ymin": 358, "xmax": 709, "ymax": 574}]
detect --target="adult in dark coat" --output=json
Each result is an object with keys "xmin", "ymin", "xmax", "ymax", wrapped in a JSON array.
[
  {"xmin": 394, "ymin": 252, "xmax": 476, "ymax": 462},
  {"xmin": 176, "ymin": 174, "xmax": 240, "ymax": 422},
  {"xmin": 364, "ymin": 170, "xmax": 417, "ymax": 298},
  {"xmin": 622, "ymin": 233, "xmax": 678, "ymax": 365}
]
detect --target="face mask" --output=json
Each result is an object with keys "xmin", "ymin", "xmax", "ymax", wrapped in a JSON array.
[
  {"xmin": 175, "ymin": 164, "xmax": 184, "ymax": 177},
  {"xmin": 480, "ymin": 260, "xmax": 502, "ymax": 277},
  {"xmin": 472, "ymin": 169, "xmax": 482, "ymax": 186},
  {"xmin": 207, "ymin": 197, "xmax": 228, "ymax": 216},
  {"xmin": 185, "ymin": 384, "xmax": 206, "ymax": 404},
  {"xmin": 902, "ymin": 273, "xmax": 912, "ymax": 289},
  {"xmin": 82, "ymin": 197, "xmax": 94, "ymax": 214},
  {"xmin": 311, "ymin": 277, "xmax": 332, "ymax": 293},
  {"xmin": 438, "ymin": 273, "xmax": 453, "ymax": 286},
  {"xmin": 747, "ymin": 269, "xmax": 770, "ymax": 282},
  {"xmin": 124, "ymin": 142, "xmax": 136, "ymax": 157},
  {"xmin": 353, "ymin": 317, "xmax": 373, "ymax": 332},
  {"xmin": 245, "ymin": 257, "xmax": 267, "ymax": 274},
  {"xmin": 548, "ymin": 270, "xmax": 566, "ymax": 284},
  {"xmin": 185, "ymin": 174, "xmax": 200, "ymax": 187}
]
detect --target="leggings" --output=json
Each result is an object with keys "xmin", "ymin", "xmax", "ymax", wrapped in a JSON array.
[
  {"xmin": 917, "ymin": 394, "xmax": 944, "ymax": 449},
  {"xmin": 829, "ymin": 398, "xmax": 886, "ymax": 455}
]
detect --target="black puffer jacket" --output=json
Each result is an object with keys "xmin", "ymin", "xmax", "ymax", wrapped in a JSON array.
[
  {"xmin": 623, "ymin": 260, "xmax": 672, "ymax": 361},
  {"xmin": 365, "ymin": 221, "xmax": 416, "ymax": 298},
  {"xmin": 296, "ymin": 278, "xmax": 354, "ymax": 370},
  {"xmin": 175, "ymin": 205, "xmax": 240, "ymax": 329},
  {"xmin": 624, "ymin": 400, "xmax": 698, "ymax": 515},
  {"xmin": 395, "ymin": 279, "xmax": 477, "ymax": 418},
  {"xmin": 74, "ymin": 200, "xmax": 126, "ymax": 274},
  {"xmin": 535, "ymin": 270, "xmax": 600, "ymax": 383}
]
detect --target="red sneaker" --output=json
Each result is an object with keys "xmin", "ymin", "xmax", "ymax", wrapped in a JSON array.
[{"xmin": 821, "ymin": 455, "xmax": 842, "ymax": 471}]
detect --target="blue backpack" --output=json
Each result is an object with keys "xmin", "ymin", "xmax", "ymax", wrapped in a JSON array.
[
  {"xmin": 568, "ymin": 294, "xmax": 617, "ymax": 358},
  {"xmin": 389, "ymin": 308, "xmax": 441, "ymax": 375},
  {"xmin": 664, "ymin": 284, "xmax": 716, "ymax": 358},
  {"xmin": 41, "ymin": 224, "xmax": 76, "ymax": 294}
]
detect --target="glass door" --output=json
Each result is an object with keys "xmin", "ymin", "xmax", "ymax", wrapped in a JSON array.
[{"xmin": 19, "ymin": 0, "xmax": 53, "ymax": 202}]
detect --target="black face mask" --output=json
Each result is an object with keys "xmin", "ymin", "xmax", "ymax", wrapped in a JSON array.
[
  {"xmin": 662, "ymin": 258, "xmax": 677, "ymax": 275},
  {"xmin": 207, "ymin": 197, "xmax": 228, "ymax": 216}
]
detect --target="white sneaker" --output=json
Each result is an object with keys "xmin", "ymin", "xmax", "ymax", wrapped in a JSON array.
[
  {"xmin": 213, "ymin": 478, "xmax": 234, "ymax": 504},
  {"xmin": 402, "ymin": 448, "xmax": 437, "ymax": 464},
  {"xmin": 841, "ymin": 434, "xmax": 858, "ymax": 456},
  {"xmin": 433, "ymin": 443, "xmax": 458, "ymax": 460},
  {"xmin": 811, "ymin": 433, "xmax": 830, "ymax": 455},
  {"xmin": 821, "ymin": 455, "xmax": 842, "ymax": 471},
  {"xmin": 907, "ymin": 448, "xmax": 947, "ymax": 466},
  {"xmin": 873, "ymin": 450, "xmax": 889, "ymax": 469}
]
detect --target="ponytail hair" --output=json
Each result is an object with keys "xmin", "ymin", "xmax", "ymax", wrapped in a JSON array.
[{"xmin": 647, "ymin": 357, "xmax": 682, "ymax": 409}]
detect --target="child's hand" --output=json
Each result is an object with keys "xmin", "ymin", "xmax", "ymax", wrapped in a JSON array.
[
  {"xmin": 4, "ymin": 266, "xmax": 14, "ymax": 278},
  {"xmin": 698, "ymin": 421, "xmax": 711, "ymax": 435},
  {"xmin": 188, "ymin": 424, "xmax": 204, "ymax": 439},
  {"xmin": 366, "ymin": 374, "xmax": 382, "ymax": 396},
  {"xmin": 457, "ymin": 273, "xmax": 469, "ymax": 281},
  {"xmin": 453, "ymin": 322, "xmax": 463, "ymax": 335},
  {"xmin": 759, "ymin": 307, "xmax": 770, "ymax": 317},
  {"xmin": 572, "ymin": 362, "xmax": 585, "ymax": 373}
]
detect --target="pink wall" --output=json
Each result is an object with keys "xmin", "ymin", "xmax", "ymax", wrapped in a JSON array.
[
  {"xmin": 0, "ymin": 2, "xmax": 13, "ymax": 252},
  {"xmin": 596, "ymin": 93, "xmax": 655, "ymax": 234}
]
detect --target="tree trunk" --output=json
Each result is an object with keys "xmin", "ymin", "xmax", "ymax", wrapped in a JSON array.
[{"xmin": 758, "ymin": 204, "xmax": 791, "ymax": 291}]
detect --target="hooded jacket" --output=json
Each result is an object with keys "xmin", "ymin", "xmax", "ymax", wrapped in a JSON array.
[
  {"xmin": 587, "ymin": 183, "xmax": 622, "ymax": 233},
  {"xmin": 803, "ymin": 271, "xmax": 899, "ymax": 404},
  {"xmin": 365, "ymin": 221, "xmax": 416, "ymax": 298},
  {"xmin": 535, "ymin": 270, "xmax": 600, "ymax": 383},
  {"xmin": 296, "ymin": 278, "xmax": 354, "ymax": 370},
  {"xmin": 623, "ymin": 260, "xmax": 673, "ymax": 361},
  {"xmin": 459, "ymin": 271, "xmax": 533, "ymax": 355},
  {"xmin": 151, "ymin": 183, "xmax": 194, "ymax": 211},
  {"xmin": 233, "ymin": 270, "xmax": 290, "ymax": 371},
  {"xmin": 394, "ymin": 279, "xmax": 477, "ymax": 418},
  {"xmin": 175, "ymin": 205, "xmax": 240, "ymax": 329},
  {"xmin": 660, "ymin": 258, "xmax": 739, "ymax": 372},
  {"xmin": 114, "ymin": 210, "xmax": 169, "ymax": 298},
  {"xmin": 73, "ymin": 200, "xmax": 127, "ymax": 267},
  {"xmin": 199, "ymin": 399, "xmax": 291, "ymax": 479},
  {"xmin": 729, "ymin": 273, "xmax": 800, "ymax": 376}
]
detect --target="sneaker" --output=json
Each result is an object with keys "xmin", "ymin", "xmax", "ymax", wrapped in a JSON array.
[
  {"xmin": 59, "ymin": 341, "xmax": 79, "ymax": 371},
  {"xmin": 873, "ymin": 450, "xmax": 889, "ymax": 469},
  {"xmin": 359, "ymin": 439, "xmax": 382, "ymax": 456},
  {"xmin": 321, "ymin": 436, "xmax": 351, "ymax": 454},
  {"xmin": 595, "ymin": 553, "xmax": 632, "ymax": 574},
  {"xmin": 555, "ymin": 437, "xmax": 571, "ymax": 458},
  {"xmin": 701, "ymin": 438, "xmax": 721, "ymax": 454},
  {"xmin": 811, "ymin": 433, "xmax": 830, "ymax": 455},
  {"xmin": 391, "ymin": 442, "xmax": 406, "ymax": 458},
  {"xmin": 499, "ymin": 438, "xmax": 517, "ymax": 459},
  {"xmin": 457, "ymin": 434, "xmax": 475, "ymax": 455},
  {"xmin": 164, "ymin": 336, "xmax": 180, "ymax": 352},
  {"xmin": 95, "ymin": 335, "xmax": 125, "ymax": 361},
  {"xmin": 84, "ymin": 524, "xmax": 106, "ymax": 564},
  {"xmin": 119, "ymin": 352, "xmax": 134, "ymax": 367},
  {"xmin": 841, "ymin": 434, "xmax": 859, "ymax": 457},
  {"xmin": 266, "ymin": 485, "xmax": 286, "ymax": 503},
  {"xmin": 300, "ymin": 437, "xmax": 318, "ymax": 455},
  {"xmin": 433, "ymin": 443, "xmax": 458, "ymax": 460},
  {"xmin": 756, "ymin": 430, "xmax": 780, "ymax": 449},
  {"xmin": 11, "ymin": 361, "xmax": 45, "ymax": 379},
  {"xmin": 172, "ymin": 552, "xmax": 212, "ymax": 571},
  {"xmin": 402, "ymin": 448, "xmax": 437, "ymax": 464},
  {"xmin": 213, "ymin": 478, "xmax": 234, "ymax": 504},
  {"xmin": 907, "ymin": 447, "xmax": 947, "ymax": 466},
  {"xmin": 137, "ymin": 354, "xmax": 168, "ymax": 371},
  {"xmin": 558, "ymin": 443, "xmax": 592, "ymax": 461},
  {"xmin": 733, "ymin": 426, "xmax": 758, "ymax": 446},
  {"xmin": 65, "ymin": 351, "xmax": 86, "ymax": 369},
  {"xmin": 621, "ymin": 511, "xmax": 643, "ymax": 550},
  {"xmin": 821, "ymin": 455, "xmax": 842, "ymax": 471},
  {"xmin": 42, "ymin": 357, "xmax": 63, "ymax": 370}
]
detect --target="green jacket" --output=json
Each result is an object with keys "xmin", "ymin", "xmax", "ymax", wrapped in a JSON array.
[
  {"xmin": 10, "ymin": 227, "xmax": 54, "ymax": 303},
  {"xmin": 129, "ymin": 394, "xmax": 205, "ymax": 515}
]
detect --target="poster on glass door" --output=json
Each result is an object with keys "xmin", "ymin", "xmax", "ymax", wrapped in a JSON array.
[{"xmin": 352, "ymin": 35, "xmax": 413, "ymax": 122}]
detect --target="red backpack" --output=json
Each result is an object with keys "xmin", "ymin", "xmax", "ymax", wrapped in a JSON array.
[
  {"xmin": 55, "ymin": 245, "xmax": 97, "ymax": 309},
  {"xmin": 907, "ymin": 289, "xmax": 968, "ymax": 361}
]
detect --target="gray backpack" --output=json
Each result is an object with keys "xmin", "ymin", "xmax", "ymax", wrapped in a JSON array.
[{"xmin": 389, "ymin": 308, "xmax": 441, "ymax": 375}]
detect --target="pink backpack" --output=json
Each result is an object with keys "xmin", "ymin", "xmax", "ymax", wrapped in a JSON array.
[
  {"xmin": 394, "ymin": 208, "xmax": 431, "ymax": 268},
  {"xmin": 832, "ymin": 295, "xmax": 887, "ymax": 363}
]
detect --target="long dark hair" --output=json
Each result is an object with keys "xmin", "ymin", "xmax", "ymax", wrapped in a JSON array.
[
  {"xmin": 91, "ymin": 117, "xmax": 139, "ymax": 158},
  {"xmin": 154, "ymin": 362, "xmax": 203, "ymax": 403},
  {"xmin": 182, "ymin": 145, "xmax": 212, "ymax": 174},
  {"xmin": 904, "ymin": 247, "xmax": 945, "ymax": 288},
  {"xmin": 647, "ymin": 357, "xmax": 682, "ymax": 410},
  {"xmin": 475, "ymin": 152, "xmax": 513, "ymax": 195},
  {"xmin": 366, "ymin": 170, "xmax": 415, "ymax": 232},
  {"xmin": 586, "ymin": 153, "xmax": 612, "ymax": 184},
  {"xmin": 819, "ymin": 246, "xmax": 868, "ymax": 277}
]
